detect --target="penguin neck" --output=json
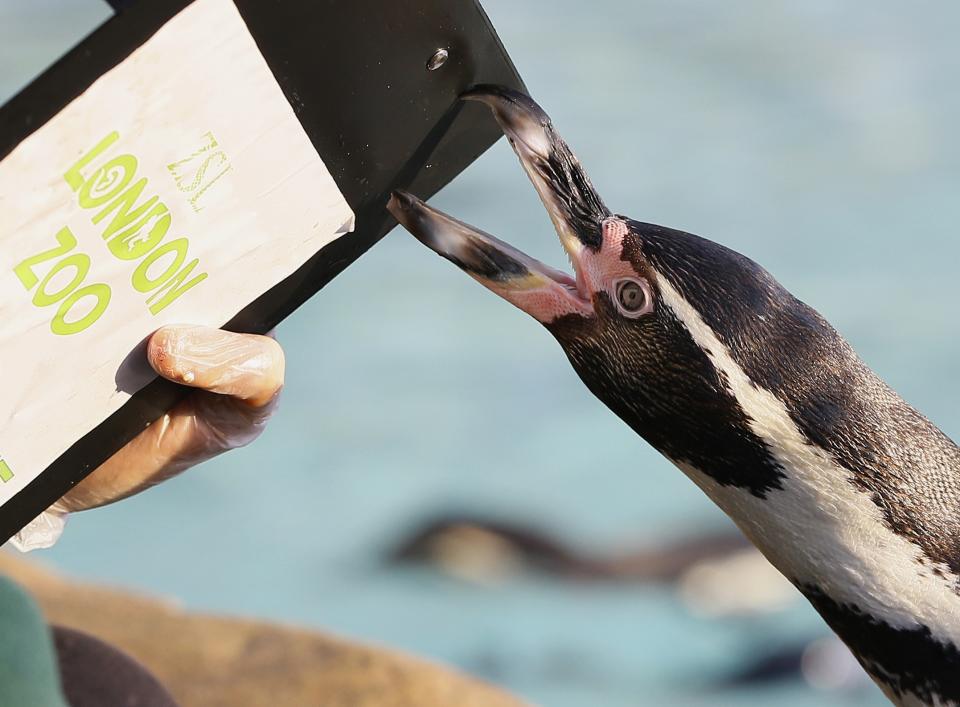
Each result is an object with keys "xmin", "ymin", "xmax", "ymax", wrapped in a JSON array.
[
  {"xmin": 650, "ymin": 272, "xmax": 960, "ymax": 586},
  {"xmin": 671, "ymin": 397, "xmax": 960, "ymax": 706},
  {"xmin": 652, "ymin": 274, "xmax": 960, "ymax": 703}
]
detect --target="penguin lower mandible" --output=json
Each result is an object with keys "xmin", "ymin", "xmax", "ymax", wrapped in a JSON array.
[{"xmin": 387, "ymin": 86, "xmax": 960, "ymax": 707}]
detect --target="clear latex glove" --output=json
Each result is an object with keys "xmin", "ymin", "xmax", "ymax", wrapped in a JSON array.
[{"xmin": 11, "ymin": 325, "xmax": 284, "ymax": 551}]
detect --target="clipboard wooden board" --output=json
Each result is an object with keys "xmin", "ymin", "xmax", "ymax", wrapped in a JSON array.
[{"xmin": 0, "ymin": 0, "xmax": 525, "ymax": 543}]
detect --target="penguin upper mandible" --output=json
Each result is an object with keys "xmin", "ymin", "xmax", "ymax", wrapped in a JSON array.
[{"xmin": 387, "ymin": 86, "xmax": 960, "ymax": 707}]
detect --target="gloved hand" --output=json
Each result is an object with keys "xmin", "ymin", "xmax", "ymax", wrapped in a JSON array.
[{"xmin": 11, "ymin": 325, "xmax": 285, "ymax": 551}]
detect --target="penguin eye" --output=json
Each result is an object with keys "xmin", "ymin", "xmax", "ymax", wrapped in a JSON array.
[{"xmin": 614, "ymin": 279, "xmax": 652, "ymax": 317}]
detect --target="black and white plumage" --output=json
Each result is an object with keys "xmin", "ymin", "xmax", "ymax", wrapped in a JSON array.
[{"xmin": 387, "ymin": 86, "xmax": 960, "ymax": 706}]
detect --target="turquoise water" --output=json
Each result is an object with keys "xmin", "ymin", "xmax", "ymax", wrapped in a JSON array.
[{"xmin": 4, "ymin": 2, "xmax": 960, "ymax": 705}]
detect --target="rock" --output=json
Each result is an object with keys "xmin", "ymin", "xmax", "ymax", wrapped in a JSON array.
[{"xmin": 0, "ymin": 551, "xmax": 525, "ymax": 707}]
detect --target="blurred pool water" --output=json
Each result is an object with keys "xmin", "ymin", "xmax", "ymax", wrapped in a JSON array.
[{"xmin": 3, "ymin": 1, "xmax": 959, "ymax": 705}]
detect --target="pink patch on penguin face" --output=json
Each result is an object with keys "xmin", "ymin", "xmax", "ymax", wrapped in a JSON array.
[
  {"xmin": 482, "ymin": 276, "xmax": 593, "ymax": 324},
  {"xmin": 575, "ymin": 218, "xmax": 645, "ymax": 300},
  {"xmin": 482, "ymin": 217, "xmax": 653, "ymax": 325}
]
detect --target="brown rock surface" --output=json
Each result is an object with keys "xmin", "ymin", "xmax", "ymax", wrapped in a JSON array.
[{"xmin": 0, "ymin": 551, "xmax": 526, "ymax": 707}]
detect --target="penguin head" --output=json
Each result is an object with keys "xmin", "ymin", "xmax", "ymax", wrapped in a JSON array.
[{"xmin": 389, "ymin": 86, "xmax": 817, "ymax": 494}]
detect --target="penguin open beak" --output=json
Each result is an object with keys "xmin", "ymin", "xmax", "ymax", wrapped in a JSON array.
[
  {"xmin": 388, "ymin": 190, "xmax": 593, "ymax": 321},
  {"xmin": 387, "ymin": 86, "xmax": 607, "ymax": 323},
  {"xmin": 460, "ymin": 85, "xmax": 610, "ymax": 256}
]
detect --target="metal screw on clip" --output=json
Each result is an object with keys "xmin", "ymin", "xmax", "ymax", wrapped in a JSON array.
[{"xmin": 426, "ymin": 48, "xmax": 448, "ymax": 71}]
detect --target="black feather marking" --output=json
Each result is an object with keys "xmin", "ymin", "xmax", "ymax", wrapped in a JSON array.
[
  {"xmin": 443, "ymin": 237, "xmax": 530, "ymax": 281},
  {"xmin": 548, "ymin": 294, "xmax": 786, "ymax": 497},
  {"xmin": 802, "ymin": 584, "xmax": 960, "ymax": 703}
]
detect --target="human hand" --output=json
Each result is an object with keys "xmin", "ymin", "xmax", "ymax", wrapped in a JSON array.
[{"xmin": 12, "ymin": 325, "xmax": 284, "ymax": 550}]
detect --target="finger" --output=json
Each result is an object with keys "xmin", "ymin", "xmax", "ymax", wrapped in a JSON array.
[
  {"xmin": 60, "ymin": 385, "xmax": 277, "ymax": 513},
  {"xmin": 147, "ymin": 325, "xmax": 285, "ymax": 407},
  {"xmin": 56, "ymin": 397, "xmax": 208, "ymax": 512}
]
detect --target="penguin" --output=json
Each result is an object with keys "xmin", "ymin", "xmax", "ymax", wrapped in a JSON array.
[
  {"xmin": 387, "ymin": 512, "xmax": 758, "ymax": 585},
  {"xmin": 387, "ymin": 514, "xmax": 793, "ymax": 614},
  {"xmin": 387, "ymin": 86, "xmax": 960, "ymax": 707}
]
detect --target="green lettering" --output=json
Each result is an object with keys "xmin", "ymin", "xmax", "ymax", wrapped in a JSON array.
[
  {"xmin": 133, "ymin": 237, "xmax": 186, "ymax": 292},
  {"xmin": 92, "ymin": 177, "xmax": 155, "ymax": 234},
  {"xmin": 134, "ymin": 238, "xmax": 208, "ymax": 314},
  {"xmin": 33, "ymin": 253, "xmax": 89, "ymax": 307},
  {"xmin": 77, "ymin": 154, "xmax": 137, "ymax": 209},
  {"xmin": 14, "ymin": 226, "xmax": 77, "ymax": 289},
  {"xmin": 52, "ymin": 283, "xmax": 111, "ymax": 335},
  {"xmin": 64, "ymin": 132, "xmax": 119, "ymax": 192},
  {"xmin": 91, "ymin": 173, "xmax": 172, "ymax": 260},
  {"xmin": 107, "ymin": 211, "xmax": 170, "ymax": 261},
  {"xmin": 167, "ymin": 131, "xmax": 218, "ymax": 175}
]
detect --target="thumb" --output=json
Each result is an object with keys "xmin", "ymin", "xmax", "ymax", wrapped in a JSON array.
[{"xmin": 147, "ymin": 325, "xmax": 285, "ymax": 407}]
